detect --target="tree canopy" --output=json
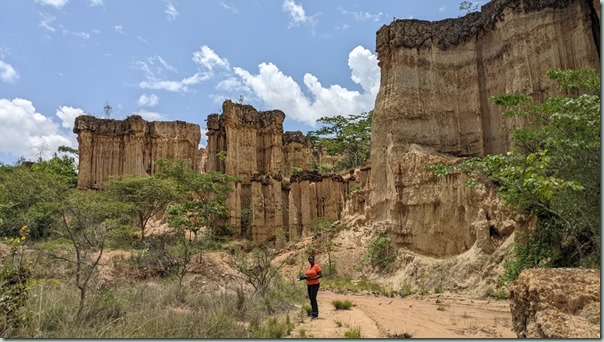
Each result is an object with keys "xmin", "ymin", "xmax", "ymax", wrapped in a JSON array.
[{"xmin": 307, "ymin": 111, "xmax": 372, "ymax": 172}]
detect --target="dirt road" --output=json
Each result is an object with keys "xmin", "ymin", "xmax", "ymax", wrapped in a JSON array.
[{"xmin": 288, "ymin": 291, "xmax": 516, "ymax": 338}]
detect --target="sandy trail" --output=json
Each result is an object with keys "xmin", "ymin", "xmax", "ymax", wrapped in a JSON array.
[{"xmin": 288, "ymin": 291, "xmax": 516, "ymax": 338}]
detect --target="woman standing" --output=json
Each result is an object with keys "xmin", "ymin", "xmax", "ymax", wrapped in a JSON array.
[{"xmin": 303, "ymin": 255, "xmax": 322, "ymax": 319}]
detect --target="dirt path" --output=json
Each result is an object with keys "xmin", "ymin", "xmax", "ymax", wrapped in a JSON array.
[{"xmin": 288, "ymin": 291, "xmax": 516, "ymax": 338}]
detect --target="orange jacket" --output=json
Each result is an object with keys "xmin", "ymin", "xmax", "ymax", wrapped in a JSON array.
[{"xmin": 305, "ymin": 263, "xmax": 321, "ymax": 285}]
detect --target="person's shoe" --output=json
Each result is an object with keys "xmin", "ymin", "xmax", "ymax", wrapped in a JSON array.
[{"xmin": 311, "ymin": 316, "xmax": 318, "ymax": 320}]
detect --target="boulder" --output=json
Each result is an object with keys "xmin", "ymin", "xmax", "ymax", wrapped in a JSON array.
[{"xmin": 509, "ymin": 268, "xmax": 600, "ymax": 338}]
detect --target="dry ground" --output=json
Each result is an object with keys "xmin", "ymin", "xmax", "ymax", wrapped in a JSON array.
[{"xmin": 289, "ymin": 291, "xmax": 515, "ymax": 338}]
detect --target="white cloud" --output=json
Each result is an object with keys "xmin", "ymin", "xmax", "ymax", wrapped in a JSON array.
[
  {"xmin": 114, "ymin": 25, "xmax": 123, "ymax": 34},
  {"xmin": 157, "ymin": 56, "xmax": 176, "ymax": 72},
  {"xmin": 36, "ymin": 0, "xmax": 69, "ymax": 9},
  {"xmin": 39, "ymin": 12, "xmax": 57, "ymax": 32},
  {"xmin": 137, "ymin": 35, "xmax": 149, "ymax": 44},
  {"xmin": 55, "ymin": 106, "xmax": 86, "ymax": 129},
  {"xmin": 192, "ymin": 45, "xmax": 230, "ymax": 71},
  {"xmin": 137, "ymin": 94, "xmax": 159, "ymax": 107},
  {"xmin": 89, "ymin": 0, "xmax": 103, "ymax": 6},
  {"xmin": 0, "ymin": 60, "xmax": 18, "ymax": 83},
  {"xmin": 136, "ymin": 48, "xmax": 226, "ymax": 93},
  {"xmin": 139, "ymin": 73, "xmax": 210, "ymax": 92},
  {"xmin": 132, "ymin": 110, "xmax": 164, "ymax": 121},
  {"xmin": 348, "ymin": 45, "xmax": 380, "ymax": 95},
  {"xmin": 165, "ymin": 1, "xmax": 179, "ymax": 21},
  {"xmin": 219, "ymin": 1, "xmax": 239, "ymax": 14},
  {"xmin": 229, "ymin": 45, "xmax": 379, "ymax": 126},
  {"xmin": 338, "ymin": 7, "xmax": 383, "ymax": 22},
  {"xmin": 0, "ymin": 98, "xmax": 75, "ymax": 161},
  {"xmin": 216, "ymin": 77, "xmax": 248, "ymax": 93},
  {"xmin": 439, "ymin": 6, "xmax": 447, "ymax": 12},
  {"xmin": 61, "ymin": 27, "xmax": 90, "ymax": 39},
  {"xmin": 335, "ymin": 24, "xmax": 350, "ymax": 30},
  {"xmin": 282, "ymin": 0, "xmax": 317, "ymax": 28}
]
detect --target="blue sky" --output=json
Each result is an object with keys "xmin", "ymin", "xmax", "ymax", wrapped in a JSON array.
[{"xmin": 0, "ymin": 0, "xmax": 479, "ymax": 163}]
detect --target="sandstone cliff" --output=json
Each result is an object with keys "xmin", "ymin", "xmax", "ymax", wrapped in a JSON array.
[
  {"xmin": 370, "ymin": 0, "xmax": 600, "ymax": 256},
  {"xmin": 205, "ymin": 101, "xmax": 349, "ymax": 243},
  {"xmin": 74, "ymin": 115, "xmax": 202, "ymax": 189}
]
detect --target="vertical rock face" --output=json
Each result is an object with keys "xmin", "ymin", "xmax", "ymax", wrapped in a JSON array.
[
  {"xmin": 509, "ymin": 268, "xmax": 600, "ymax": 338},
  {"xmin": 74, "ymin": 115, "xmax": 202, "ymax": 189},
  {"xmin": 370, "ymin": 0, "xmax": 600, "ymax": 255},
  {"xmin": 205, "ymin": 101, "xmax": 348, "ymax": 243}
]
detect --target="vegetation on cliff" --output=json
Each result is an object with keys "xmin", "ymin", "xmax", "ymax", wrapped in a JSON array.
[{"xmin": 430, "ymin": 68, "xmax": 601, "ymax": 280}]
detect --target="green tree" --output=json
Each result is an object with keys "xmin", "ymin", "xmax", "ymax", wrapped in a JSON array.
[
  {"xmin": 431, "ymin": 69, "xmax": 600, "ymax": 280},
  {"xmin": 156, "ymin": 160, "xmax": 237, "ymax": 284},
  {"xmin": 0, "ymin": 164, "xmax": 68, "ymax": 239},
  {"xmin": 307, "ymin": 111, "xmax": 372, "ymax": 171},
  {"xmin": 106, "ymin": 175, "xmax": 179, "ymax": 241},
  {"xmin": 30, "ymin": 146, "xmax": 78, "ymax": 187}
]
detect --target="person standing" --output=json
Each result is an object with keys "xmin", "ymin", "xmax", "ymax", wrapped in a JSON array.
[{"xmin": 304, "ymin": 255, "xmax": 322, "ymax": 319}]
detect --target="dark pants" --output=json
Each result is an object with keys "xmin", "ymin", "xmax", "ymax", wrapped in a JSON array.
[{"xmin": 307, "ymin": 283, "xmax": 320, "ymax": 318}]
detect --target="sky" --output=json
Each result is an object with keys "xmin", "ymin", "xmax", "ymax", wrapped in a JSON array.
[{"xmin": 0, "ymin": 0, "xmax": 482, "ymax": 164}]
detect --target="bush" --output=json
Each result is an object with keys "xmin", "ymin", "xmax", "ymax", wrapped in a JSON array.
[
  {"xmin": 344, "ymin": 328, "xmax": 361, "ymax": 338},
  {"xmin": 366, "ymin": 233, "xmax": 397, "ymax": 271},
  {"xmin": 331, "ymin": 299, "xmax": 353, "ymax": 310}
]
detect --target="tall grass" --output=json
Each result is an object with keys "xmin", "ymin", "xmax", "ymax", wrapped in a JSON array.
[{"xmin": 4, "ymin": 275, "xmax": 304, "ymax": 338}]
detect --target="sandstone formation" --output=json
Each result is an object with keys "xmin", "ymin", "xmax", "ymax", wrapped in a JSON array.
[
  {"xmin": 370, "ymin": 0, "xmax": 600, "ymax": 255},
  {"xmin": 509, "ymin": 268, "xmax": 600, "ymax": 338},
  {"xmin": 74, "ymin": 115, "xmax": 202, "ymax": 189},
  {"xmin": 205, "ymin": 101, "xmax": 349, "ymax": 243}
]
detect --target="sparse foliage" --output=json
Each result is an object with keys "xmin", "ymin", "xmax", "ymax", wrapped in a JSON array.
[
  {"xmin": 229, "ymin": 247, "xmax": 281, "ymax": 297},
  {"xmin": 459, "ymin": 1, "xmax": 479, "ymax": 14},
  {"xmin": 59, "ymin": 190, "xmax": 126, "ymax": 319}
]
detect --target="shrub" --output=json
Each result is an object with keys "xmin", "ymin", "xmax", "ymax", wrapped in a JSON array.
[
  {"xmin": 331, "ymin": 299, "xmax": 353, "ymax": 310},
  {"xmin": 344, "ymin": 328, "xmax": 361, "ymax": 338},
  {"xmin": 366, "ymin": 233, "xmax": 397, "ymax": 271},
  {"xmin": 484, "ymin": 287, "xmax": 508, "ymax": 300}
]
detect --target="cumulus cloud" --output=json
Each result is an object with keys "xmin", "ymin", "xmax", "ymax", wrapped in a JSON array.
[
  {"xmin": 114, "ymin": 25, "xmax": 123, "ymax": 34},
  {"xmin": 229, "ymin": 45, "xmax": 379, "ymax": 126},
  {"xmin": 282, "ymin": 0, "xmax": 317, "ymax": 28},
  {"xmin": 348, "ymin": 46, "xmax": 380, "ymax": 95},
  {"xmin": 137, "ymin": 93, "xmax": 159, "ymax": 107},
  {"xmin": 0, "ymin": 98, "xmax": 76, "ymax": 161},
  {"xmin": 89, "ymin": 0, "xmax": 103, "ymax": 6},
  {"xmin": 165, "ymin": 1, "xmax": 179, "ymax": 21},
  {"xmin": 36, "ymin": 0, "xmax": 69, "ymax": 9},
  {"xmin": 192, "ymin": 45, "xmax": 230, "ymax": 71},
  {"xmin": 55, "ymin": 106, "xmax": 86, "ymax": 129},
  {"xmin": 0, "ymin": 60, "xmax": 18, "ymax": 83}
]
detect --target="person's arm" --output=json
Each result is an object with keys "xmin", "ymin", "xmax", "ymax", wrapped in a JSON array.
[{"xmin": 315, "ymin": 270, "xmax": 322, "ymax": 280}]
